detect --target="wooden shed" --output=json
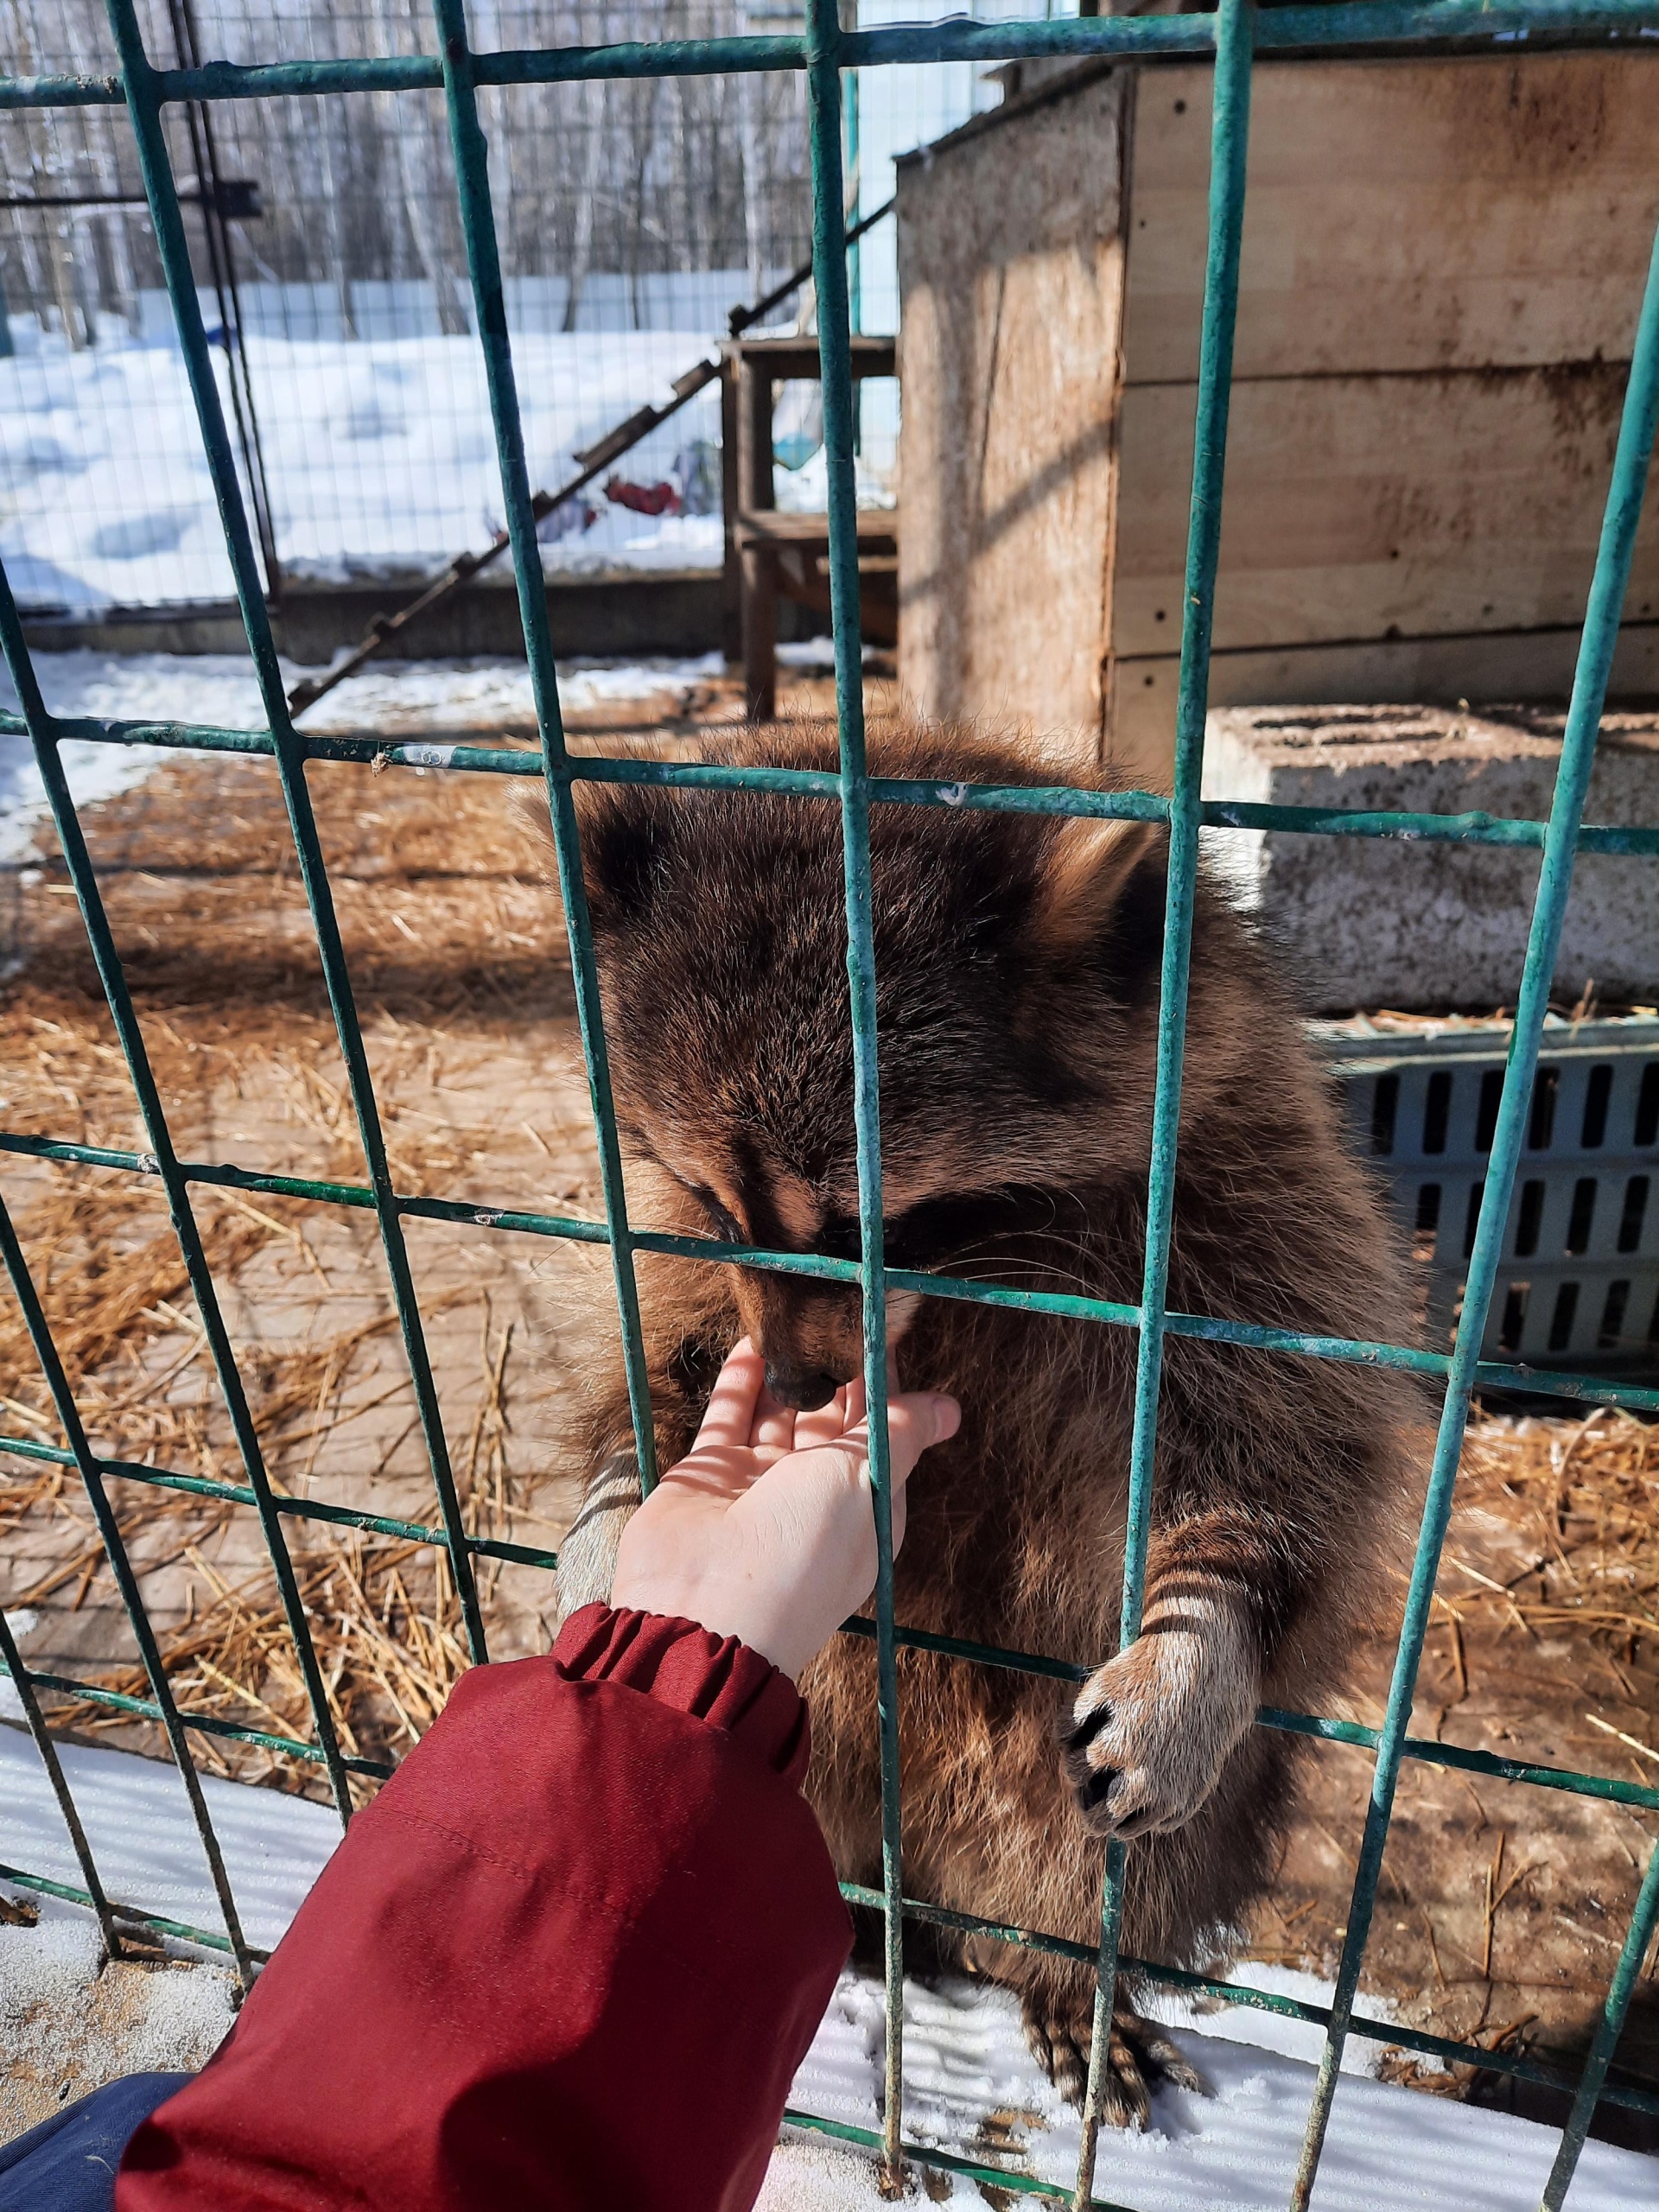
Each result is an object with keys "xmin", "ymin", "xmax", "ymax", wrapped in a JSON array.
[{"xmin": 894, "ymin": 50, "xmax": 1659, "ymax": 781}]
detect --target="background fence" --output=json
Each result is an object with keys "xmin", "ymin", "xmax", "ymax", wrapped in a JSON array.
[
  {"xmin": 0, "ymin": 0, "xmax": 1040, "ymax": 614},
  {"xmin": 3, "ymin": 3, "xmax": 1659, "ymax": 2210}
]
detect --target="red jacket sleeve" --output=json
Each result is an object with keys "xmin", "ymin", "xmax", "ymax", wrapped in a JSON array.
[{"xmin": 115, "ymin": 1605, "xmax": 851, "ymax": 2212}]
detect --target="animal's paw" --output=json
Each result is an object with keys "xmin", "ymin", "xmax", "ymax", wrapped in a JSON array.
[
  {"xmin": 555, "ymin": 1450, "xmax": 641, "ymax": 1623},
  {"xmin": 1022, "ymin": 1993, "xmax": 1205, "ymax": 2127},
  {"xmin": 1060, "ymin": 1580, "xmax": 1258, "ymax": 1839}
]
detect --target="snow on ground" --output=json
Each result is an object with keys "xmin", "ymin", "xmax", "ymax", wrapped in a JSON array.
[
  {"xmin": 2, "ymin": 1898, "xmax": 236, "ymax": 2109},
  {"xmin": 772, "ymin": 1970, "xmax": 1657, "ymax": 2209},
  {"xmin": 0, "ymin": 330, "xmax": 730, "ymax": 610},
  {"xmin": 0, "ymin": 647, "xmax": 723, "ymax": 866},
  {"xmin": 2, "ymin": 1720, "xmax": 1653, "ymax": 2207},
  {"xmin": 0, "ymin": 1715, "xmax": 341, "ymax": 1956}
]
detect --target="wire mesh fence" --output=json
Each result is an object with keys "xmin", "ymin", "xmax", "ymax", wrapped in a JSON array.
[
  {"xmin": 3, "ymin": 3, "xmax": 1659, "ymax": 2209},
  {"xmin": 0, "ymin": 0, "xmax": 1034, "ymax": 613}
]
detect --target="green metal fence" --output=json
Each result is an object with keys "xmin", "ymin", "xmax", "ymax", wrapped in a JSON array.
[{"xmin": 3, "ymin": 3, "xmax": 1659, "ymax": 2207}]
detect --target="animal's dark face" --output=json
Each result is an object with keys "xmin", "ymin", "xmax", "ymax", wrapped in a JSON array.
[{"xmin": 569, "ymin": 725, "xmax": 1167, "ymax": 1408}]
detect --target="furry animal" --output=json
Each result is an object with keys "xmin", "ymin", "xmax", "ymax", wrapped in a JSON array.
[{"xmin": 550, "ymin": 719, "xmax": 1415, "ymax": 2128}]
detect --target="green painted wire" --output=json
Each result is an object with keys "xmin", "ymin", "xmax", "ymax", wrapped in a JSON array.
[
  {"xmin": 802, "ymin": 0, "xmax": 909, "ymax": 2175},
  {"xmin": 8, "ymin": 1, "xmax": 1659, "ymax": 111},
  {"xmin": 428, "ymin": 0, "xmax": 660, "ymax": 1500},
  {"xmin": 0, "ymin": 1605, "xmax": 124, "ymax": 1960},
  {"xmin": 11, "ymin": 1125, "xmax": 1659, "ymax": 1418},
  {"xmin": 0, "ymin": 0, "xmax": 1656, "ymax": 2182},
  {"xmin": 1071, "ymin": 3, "xmax": 1254, "ymax": 2202},
  {"xmin": 0, "ymin": 1192, "xmax": 257, "ymax": 1987},
  {"xmin": 1290, "ymin": 194, "xmax": 1659, "ymax": 2212},
  {"xmin": 99, "ymin": 0, "xmax": 490, "ymax": 1668},
  {"xmin": 832, "ymin": 1881, "xmax": 1659, "ymax": 2120},
  {"xmin": 1530, "ymin": 218, "xmax": 1659, "ymax": 2212},
  {"xmin": 1542, "ymin": 1839, "xmax": 1659, "ymax": 2204},
  {"xmin": 13, "ymin": 703, "xmax": 1659, "ymax": 854}
]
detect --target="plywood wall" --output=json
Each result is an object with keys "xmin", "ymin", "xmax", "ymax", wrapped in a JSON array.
[
  {"xmin": 895, "ymin": 67, "xmax": 1128, "ymax": 765},
  {"xmin": 1111, "ymin": 52, "xmax": 1659, "ymax": 766},
  {"xmin": 895, "ymin": 51, "xmax": 1659, "ymax": 782}
]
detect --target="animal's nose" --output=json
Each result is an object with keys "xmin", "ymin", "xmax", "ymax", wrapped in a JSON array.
[{"xmin": 763, "ymin": 1359, "xmax": 841, "ymax": 1412}]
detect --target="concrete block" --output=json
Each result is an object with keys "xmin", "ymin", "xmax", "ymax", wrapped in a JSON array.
[{"xmin": 1200, "ymin": 704, "xmax": 1659, "ymax": 1014}]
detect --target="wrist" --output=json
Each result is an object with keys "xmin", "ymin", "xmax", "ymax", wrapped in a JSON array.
[
  {"xmin": 553, "ymin": 1605, "xmax": 812, "ymax": 1780},
  {"xmin": 608, "ymin": 1577, "xmax": 801, "ymax": 1680}
]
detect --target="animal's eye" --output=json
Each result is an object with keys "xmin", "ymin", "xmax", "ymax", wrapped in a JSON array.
[{"xmin": 690, "ymin": 1186, "xmax": 744, "ymax": 1243}]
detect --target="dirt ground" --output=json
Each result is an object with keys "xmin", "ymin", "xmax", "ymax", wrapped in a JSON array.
[{"xmin": 1, "ymin": 662, "xmax": 1656, "ymax": 2153}]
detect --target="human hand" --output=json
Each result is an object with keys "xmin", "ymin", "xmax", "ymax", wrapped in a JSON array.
[{"xmin": 608, "ymin": 1338, "xmax": 960, "ymax": 1681}]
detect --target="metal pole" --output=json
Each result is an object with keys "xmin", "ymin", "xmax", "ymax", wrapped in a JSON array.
[{"xmin": 1071, "ymin": 3, "xmax": 1254, "ymax": 2198}]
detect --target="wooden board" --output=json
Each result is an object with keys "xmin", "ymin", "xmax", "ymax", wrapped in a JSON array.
[
  {"xmin": 896, "ymin": 67, "xmax": 1128, "ymax": 754},
  {"xmin": 893, "ymin": 48, "xmax": 1659, "ymax": 777},
  {"xmin": 1124, "ymin": 52, "xmax": 1659, "ymax": 383},
  {"xmin": 1111, "ymin": 364, "xmax": 1659, "ymax": 658}
]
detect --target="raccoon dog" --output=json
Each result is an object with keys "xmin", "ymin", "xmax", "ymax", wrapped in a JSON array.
[{"xmin": 550, "ymin": 720, "xmax": 1414, "ymax": 2127}]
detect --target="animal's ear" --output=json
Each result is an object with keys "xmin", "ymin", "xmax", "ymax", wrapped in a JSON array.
[
  {"xmin": 515, "ymin": 780, "xmax": 663, "ymax": 932},
  {"xmin": 1026, "ymin": 814, "xmax": 1164, "ymax": 960}
]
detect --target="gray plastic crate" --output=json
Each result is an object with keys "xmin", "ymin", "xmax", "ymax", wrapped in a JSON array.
[{"xmin": 1322, "ymin": 1015, "xmax": 1659, "ymax": 1374}]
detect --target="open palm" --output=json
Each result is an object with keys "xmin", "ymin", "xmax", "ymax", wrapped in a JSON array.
[{"xmin": 610, "ymin": 1338, "xmax": 959, "ymax": 1680}]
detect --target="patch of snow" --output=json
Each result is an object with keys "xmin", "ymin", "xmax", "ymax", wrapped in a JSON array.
[
  {"xmin": 0, "ymin": 1615, "xmax": 40, "ymax": 1725},
  {"xmin": 0, "ymin": 648, "xmax": 725, "ymax": 869},
  {"xmin": 0, "ymin": 1724, "xmax": 339, "ymax": 1956},
  {"xmin": 0, "ymin": 1896, "xmax": 234, "ymax": 2088},
  {"xmin": 1142, "ymin": 1961, "xmax": 1398, "ymax": 2076},
  {"xmin": 772, "ymin": 442, "xmax": 896, "ymax": 517},
  {"xmin": 0, "ymin": 330, "xmax": 730, "ymax": 612},
  {"xmin": 0, "ymin": 729, "xmax": 170, "ymax": 867},
  {"xmin": 2, "ymin": 1726, "xmax": 1651, "ymax": 2207},
  {"xmin": 778, "ymin": 1968, "xmax": 1656, "ymax": 2210},
  {"xmin": 774, "ymin": 637, "xmax": 885, "ymax": 672}
]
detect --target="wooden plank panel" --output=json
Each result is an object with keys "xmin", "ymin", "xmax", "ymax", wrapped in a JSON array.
[
  {"xmin": 1112, "ymin": 365, "xmax": 1659, "ymax": 657},
  {"xmin": 896, "ymin": 69, "xmax": 1127, "ymax": 747},
  {"xmin": 1125, "ymin": 52, "xmax": 1659, "ymax": 382}
]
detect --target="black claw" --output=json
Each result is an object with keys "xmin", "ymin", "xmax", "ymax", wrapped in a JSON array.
[
  {"xmin": 1066, "ymin": 1698, "xmax": 1114, "ymax": 1751},
  {"xmin": 1076, "ymin": 1765, "xmax": 1119, "ymax": 1814}
]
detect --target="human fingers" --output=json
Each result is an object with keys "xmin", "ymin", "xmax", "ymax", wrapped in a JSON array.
[
  {"xmin": 813, "ymin": 1389, "xmax": 958, "ymax": 1566},
  {"xmin": 750, "ymin": 1380, "xmax": 798, "ymax": 1457},
  {"xmin": 688, "ymin": 1338, "xmax": 766, "ymax": 1451},
  {"xmin": 884, "ymin": 1389, "xmax": 959, "ymax": 1557},
  {"xmin": 790, "ymin": 1376, "xmax": 852, "ymax": 1453},
  {"xmin": 862, "ymin": 1389, "xmax": 960, "ymax": 1489}
]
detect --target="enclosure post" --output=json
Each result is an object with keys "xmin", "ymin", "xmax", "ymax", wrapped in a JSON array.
[
  {"xmin": 1289, "ymin": 206, "xmax": 1659, "ymax": 2212},
  {"xmin": 0, "ymin": 1190, "xmax": 257, "ymax": 1988},
  {"xmin": 0, "ymin": 552, "xmax": 356, "ymax": 1829},
  {"xmin": 429, "ymin": 0, "xmax": 660, "ymax": 1501},
  {"xmin": 101, "ymin": 0, "xmax": 491, "ymax": 1665},
  {"xmin": 806, "ymin": 0, "xmax": 906, "ymax": 2183},
  {"xmin": 1070, "ymin": 3, "xmax": 1253, "ymax": 2202}
]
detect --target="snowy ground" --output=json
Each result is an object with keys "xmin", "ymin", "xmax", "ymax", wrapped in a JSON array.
[
  {"xmin": 0, "ymin": 328, "xmax": 732, "ymax": 610},
  {"xmin": 0, "ymin": 646, "xmax": 725, "ymax": 866},
  {"xmin": 0, "ymin": 1719, "xmax": 1652, "ymax": 2209}
]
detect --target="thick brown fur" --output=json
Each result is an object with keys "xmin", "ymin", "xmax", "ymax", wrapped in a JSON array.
[{"xmin": 543, "ymin": 718, "xmax": 1418, "ymax": 2126}]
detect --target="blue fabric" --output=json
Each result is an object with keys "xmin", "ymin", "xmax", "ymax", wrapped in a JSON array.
[{"xmin": 0, "ymin": 2073, "xmax": 192, "ymax": 2211}]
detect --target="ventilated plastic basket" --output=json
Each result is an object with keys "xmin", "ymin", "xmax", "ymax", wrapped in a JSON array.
[{"xmin": 1324, "ymin": 1015, "xmax": 1659, "ymax": 1375}]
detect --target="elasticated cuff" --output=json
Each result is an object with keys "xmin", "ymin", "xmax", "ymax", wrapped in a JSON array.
[{"xmin": 553, "ymin": 1603, "xmax": 811, "ymax": 1786}]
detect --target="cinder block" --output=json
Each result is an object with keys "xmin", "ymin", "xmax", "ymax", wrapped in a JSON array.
[{"xmin": 1200, "ymin": 705, "xmax": 1659, "ymax": 1014}]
